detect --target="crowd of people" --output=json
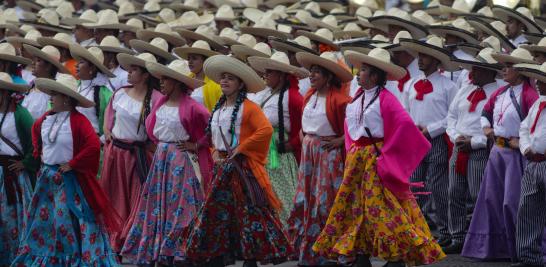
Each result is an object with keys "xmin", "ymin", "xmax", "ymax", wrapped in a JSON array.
[{"xmin": 0, "ymin": 0, "xmax": 545, "ymax": 266}]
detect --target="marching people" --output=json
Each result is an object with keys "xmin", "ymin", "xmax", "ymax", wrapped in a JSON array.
[{"xmin": 96, "ymin": 36, "xmax": 132, "ymax": 91}]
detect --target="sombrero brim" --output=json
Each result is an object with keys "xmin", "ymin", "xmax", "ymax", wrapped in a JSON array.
[
  {"xmin": 341, "ymin": 45, "xmax": 374, "ymax": 55},
  {"xmin": 82, "ymin": 22, "xmax": 126, "ymax": 30},
  {"xmin": 275, "ymin": 19, "xmax": 315, "ymax": 31},
  {"xmin": 524, "ymin": 33, "xmax": 545, "ymax": 45},
  {"xmin": 306, "ymin": 17, "xmax": 338, "ymax": 31},
  {"xmin": 60, "ymin": 17, "xmax": 95, "ymax": 26},
  {"xmin": 438, "ymin": 5, "xmax": 469, "ymax": 15},
  {"xmin": 24, "ymin": 44, "xmax": 68, "ymax": 73},
  {"xmin": 269, "ymin": 37, "xmax": 317, "ymax": 55},
  {"xmin": 117, "ymin": 53, "xmax": 148, "ymax": 70},
  {"xmin": 368, "ymin": 15, "xmax": 428, "ymax": 39},
  {"xmin": 264, "ymin": 0, "xmax": 298, "ymax": 8},
  {"xmin": 0, "ymin": 80, "xmax": 31, "ymax": 93},
  {"xmin": 220, "ymin": 36, "xmax": 241, "ymax": 46},
  {"xmin": 453, "ymin": 58, "xmax": 502, "ymax": 73},
  {"xmin": 69, "ymin": 43, "xmax": 115, "ymax": 77},
  {"xmin": 457, "ymin": 43, "xmax": 483, "ymax": 57},
  {"xmin": 295, "ymin": 52, "xmax": 353, "ymax": 82},
  {"xmin": 491, "ymin": 53, "xmax": 536, "ymax": 65},
  {"xmin": 97, "ymin": 45, "xmax": 135, "ymax": 55},
  {"xmin": 427, "ymin": 25, "xmax": 479, "ymax": 44},
  {"xmin": 240, "ymin": 26, "xmax": 293, "ymax": 40},
  {"xmin": 466, "ymin": 16, "xmax": 515, "ymax": 52},
  {"xmin": 344, "ymin": 50, "xmax": 407, "ymax": 80},
  {"xmin": 137, "ymin": 29, "xmax": 187, "ymax": 47},
  {"xmin": 168, "ymin": 3, "xmax": 199, "ymax": 12},
  {"xmin": 35, "ymin": 78, "xmax": 95, "ymax": 108},
  {"xmin": 37, "ymin": 36, "xmax": 72, "ymax": 49},
  {"xmin": 20, "ymin": 21, "xmax": 73, "ymax": 34},
  {"xmin": 296, "ymin": 30, "xmax": 338, "ymax": 50},
  {"xmin": 492, "ymin": 5, "xmax": 542, "ymax": 34},
  {"xmin": 231, "ymin": 44, "xmax": 270, "ymax": 61},
  {"xmin": 520, "ymin": 44, "xmax": 546, "ymax": 54},
  {"xmin": 174, "ymin": 28, "xmax": 226, "ymax": 51},
  {"xmin": 172, "ymin": 47, "xmax": 221, "ymax": 60},
  {"xmin": 514, "ymin": 64, "xmax": 546, "ymax": 83},
  {"xmin": 334, "ymin": 30, "xmax": 368, "ymax": 39},
  {"xmin": 130, "ymin": 39, "xmax": 177, "ymax": 62},
  {"xmin": 203, "ymin": 55, "xmax": 265, "ymax": 93},
  {"xmin": 146, "ymin": 61, "xmax": 204, "ymax": 89},
  {"xmin": 383, "ymin": 43, "xmax": 417, "ymax": 57},
  {"xmin": 248, "ymin": 56, "xmax": 310, "ymax": 78},
  {"xmin": 6, "ymin": 36, "xmax": 41, "ymax": 48},
  {"xmin": 0, "ymin": 48, "xmax": 32, "ymax": 65},
  {"xmin": 399, "ymin": 38, "xmax": 458, "ymax": 71}
]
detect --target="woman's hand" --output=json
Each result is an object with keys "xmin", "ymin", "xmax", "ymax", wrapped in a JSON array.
[
  {"xmin": 104, "ymin": 130, "xmax": 112, "ymax": 144},
  {"xmin": 483, "ymin": 127, "xmax": 494, "ymax": 140},
  {"xmin": 321, "ymin": 137, "xmax": 344, "ymax": 151},
  {"xmin": 8, "ymin": 160, "xmax": 24, "ymax": 173},
  {"xmin": 59, "ymin": 163, "xmax": 72, "ymax": 173},
  {"xmin": 509, "ymin": 138, "xmax": 520, "ymax": 150},
  {"xmin": 177, "ymin": 141, "xmax": 198, "ymax": 153},
  {"xmin": 212, "ymin": 150, "xmax": 223, "ymax": 163}
]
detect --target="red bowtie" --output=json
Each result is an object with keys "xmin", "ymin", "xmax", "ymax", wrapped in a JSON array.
[
  {"xmin": 530, "ymin": 101, "xmax": 546, "ymax": 134},
  {"xmin": 414, "ymin": 79, "xmax": 433, "ymax": 101},
  {"xmin": 398, "ymin": 69, "xmax": 410, "ymax": 92},
  {"xmin": 467, "ymin": 87, "xmax": 487, "ymax": 112}
]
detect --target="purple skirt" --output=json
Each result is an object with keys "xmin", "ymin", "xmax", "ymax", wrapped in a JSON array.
[{"xmin": 462, "ymin": 145, "xmax": 546, "ymax": 261}]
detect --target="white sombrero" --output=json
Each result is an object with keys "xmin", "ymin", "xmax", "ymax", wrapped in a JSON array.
[
  {"xmin": 0, "ymin": 43, "xmax": 32, "ymax": 65},
  {"xmin": 521, "ymin": 38, "xmax": 546, "ymax": 55},
  {"xmin": 35, "ymin": 74, "xmax": 94, "ymax": 108},
  {"xmin": 117, "ymin": 52, "xmax": 157, "ymax": 70},
  {"xmin": 248, "ymin": 51, "xmax": 310, "ymax": 78},
  {"xmin": 368, "ymin": 8, "xmax": 428, "ymax": 40},
  {"xmin": 453, "ymin": 47, "xmax": 503, "ymax": 73},
  {"xmin": 491, "ymin": 48, "xmax": 536, "ymax": 65},
  {"xmin": 168, "ymin": 11, "xmax": 214, "ymax": 30},
  {"xmin": 240, "ymin": 18, "xmax": 293, "ymax": 40},
  {"xmin": 6, "ymin": 29, "xmax": 42, "ymax": 47},
  {"xmin": 204, "ymin": 55, "xmax": 265, "ymax": 93},
  {"xmin": 427, "ymin": 18, "xmax": 478, "ymax": 44},
  {"xmin": 399, "ymin": 36, "xmax": 458, "ymax": 71},
  {"xmin": 345, "ymin": 48, "xmax": 407, "ymax": 80},
  {"xmin": 69, "ymin": 44, "xmax": 115, "ymax": 77},
  {"xmin": 492, "ymin": 5, "xmax": 542, "ymax": 34},
  {"xmin": 296, "ymin": 51, "xmax": 353, "ymax": 82},
  {"xmin": 270, "ymin": 35, "xmax": 317, "ymax": 54},
  {"xmin": 466, "ymin": 17, "xmax": 515, "ymax": 53},
  {"xmin": 219, "ymin": 27, "xmax": 241, "ymax": 46},
  {"xmin": 514, "ymin": 62, "xmax": 546, "ymax": 83},
  {"xmin": 21, "ymin": 9, "xmax": 72, "ymax": 34},
  {"xmin": 175, "ymin": 25, "xmax": 226, "ymax": 51},
  {"xmin": 173, "ymin": 40, "xmax": 221, "ymax": 59},
  {"xmin": 37, "ymin": 32, "xmax": 74, "ymax": 49},
  {"xmin": 130, "ymin": 37, "xmax": 177, "ymax": 63},
  {"xmin": 24, "ymin": 44, "xmax": 69, "ymax": 73},
  {"xmin": 137, "ymin": 23, "xmax": 187, "ymax": 47},
  {"xmin": 215, "ymin": 5, "xmax": 236, "ymax": 21},
  {"xmin": 231, "ymin": 42, "xmax": 272, "ymax": 62},
  {"xmin": 96, "ymin": 35, "xmax": 134, "ymax": 54},
  {"xmin": 296, "ymin": 28, "xmax": 338, "ymax": 50},
  {"xmin": 118, "ymin": 18, "xmax": 144, "ymax": 33},
  {"xmin": 146, "ymin": 60, "xmax": 204, "ymax": 89},
  {"xmin": 61, "ymin": 9, "xmax": 98, "ymax": 26},
  {"xmin": 0, "ymin": 72, "xmax": 31, "ymax": 93},
  {"xmin": 82, "ymin": 9, "xmax": 125, "ymax": 30}
]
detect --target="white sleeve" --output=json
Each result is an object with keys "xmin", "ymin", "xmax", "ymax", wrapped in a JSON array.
[
  {"xmin": 519, "ymin": 103, "xmax": 534, "ymax": 154},
  {"xmin": 446, "ymin": 89, "xmax": 462, "ymax": 143}
]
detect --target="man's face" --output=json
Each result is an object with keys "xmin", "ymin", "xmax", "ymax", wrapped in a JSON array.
[{"xmin": 506, "ymin": 17, "xmax": 524, "ymax": 39}]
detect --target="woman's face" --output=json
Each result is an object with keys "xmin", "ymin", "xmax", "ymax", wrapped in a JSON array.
[
  {"xmin": 121, "ymin": 31, "xmax": 136, "ymax": 48},
  {"xmin": 127, "ymin": 65, "xmax": 148, "ymax": 85},
  {"xmin": 187, "ymin": 54, "xmax": 205, "ymax": 74},
  {"xmin": 50, "ymin": 91, "xmax": 71, "ymax": 112},
  {"xmin": 309, "ymin": 65, "xmax": 328, "ymax": 89},
  {"xmin": 159, "ymin": 76, "xmax": 178, "ymax": 96},
  {"xmin": 264, "ymin": 69, "xmax": 283, "ymax": 89},
  {"xmin": 502, "ymin": 63, "xmax": 520, "ymax": 84},
  {"xmin": 219, "ymin": 72, "xmax": 243, "ymax": 96},
  {"xmin": 32, "ymin": 57, "xmax": 55, "ymax": 78},
  {"xmin": 358, "ymin": 63, "xmax": 376, "ymax": 89},
  {"xmin": 77, "ymin": 59, "xmax": 95, "ymax": 80}
]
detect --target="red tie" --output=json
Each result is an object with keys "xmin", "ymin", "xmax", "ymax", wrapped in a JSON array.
[
  {"xmin": 398, "ymin": 69, "xmax": 410, "ymax": 92},
  {"xmin": 530, "ymin": 101, "xmax": 546, "ymax": 134},
  {"xmin": 414, "ymin": 79, "xmax": 433, "ymax": 101},
  {"xmin": 467, "ymin": 88, "xmax": 487, "ymax": 112}
]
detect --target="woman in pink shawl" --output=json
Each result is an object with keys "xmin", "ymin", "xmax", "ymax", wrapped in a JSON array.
[{"xmin": 313, "ymin": 48, "xmax": 445, "ymax": 267}]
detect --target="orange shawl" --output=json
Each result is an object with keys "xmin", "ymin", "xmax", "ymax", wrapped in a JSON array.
[
  {"xmin": 238, "ymin": 99, "xmax": 281, "ymax": 210},
  {"xmin": 64, "ymin": 59, "xmax": 78, "ymax": 78}
]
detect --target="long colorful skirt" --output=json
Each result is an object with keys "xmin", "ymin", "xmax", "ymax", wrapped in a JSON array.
[
  {"xmin": 121, "ymin": 142, "xmax": 204, "ymax": 264},
  {"xmin": 11, "ymin": 164, "xmax": 118, "ymax": 266},
  {"xmin": 0, "ymin": 168, "xmax": 32, "ymax": 265},
  {"xmin": 313, "ymin": 144, "xmax": 445, "ymax": 266},
  {"xmin": 286, "ymin": 135, "xmax": 345, "ymax": 266},
  {"xmin": 183, "ymin": 158, "xmax": 292, "ymax": 266},
  {"xmin": 99, "ymin": 140, "xmax": 152, "ymax": 252}
]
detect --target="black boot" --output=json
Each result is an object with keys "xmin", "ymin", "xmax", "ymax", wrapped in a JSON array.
[
  {"xmin": 383, "ymin": 261, "xmax": 405, "ymax": 267},
  {"xmin": 442, "ymin": 241, "xmax": 463, "ymax": 254},
  {"xmin": 352, "ymin": 254, "xmax": 372, "ymax": 267},
  {"xmin": 243, "ymin": 260, "xmax": 258, "ymax": 267}
]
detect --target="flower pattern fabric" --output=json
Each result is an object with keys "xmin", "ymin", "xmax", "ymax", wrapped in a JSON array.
[{"xmin": 266, "ymin": 150, "xmax": 298, "ymax": 224}]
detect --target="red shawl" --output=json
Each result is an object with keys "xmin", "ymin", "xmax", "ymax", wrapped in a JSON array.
[
  {"xmin": 32, "ymin": 111, "xmax": 122, "ymax": 233},
  {"xmin": 287, "ymin": 75, "xmax": 303, "ymax": 163}
]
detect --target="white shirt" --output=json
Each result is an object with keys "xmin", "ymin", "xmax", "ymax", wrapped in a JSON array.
[
  {"xmin": 21, "ymin": 69, "xmax": 35, "ymax": 85},
  {"xmin": 257, "ymin": 88, "xmax": 291, "ymax": 132},
  {"xmin": 520, "ymin": 95, "xmax": 546, "ymax": 155},
  {"xmin": 210, "ymin": 104, "xmax": 243, "ymax": 151},
  {"xmin": 456, "ymin": 69, "xmax": 472, "ymax": 90},
  {"xmin": 405, "ymin": 71, "xmax": 457, "ymax": 138},
  {"xmin": 407, "ymin": 58, "xmax": 421, "ymax": 79},
  {"xmin": 298, "ymin": 76, "xmax": 311, "ymax": 96},
  {"xmin": 76, "ymin": 76, "xmax": 109, "ymax": 133},
  {"xmin": 80, "ymin": 38, "xmax": 98, "ymax": 47},
  {"xmin": 22, "ymin": 89, "xmax": 50, "ymax": 120},
  {"xmin": 153, "ymin": 105, "xmax": 189, "ymax": 142},
  {"xmin": 447, "ymin": 82, "xmax": 497, "ymax": 149},
  {"xmin": 41, "ymin": 111, "xmax": 73, "ymax": 165},
  {"xmin": 346, "ymin": 87, "xmax": 384, "ymax": 139},
  {"xmin": 510, "ymin": 34, "xmax": 528, "ymax": 47},
  {"xmin": 109, "ymin": 66, "xmax": 128, "ymax": 91},
  {"xmin": 302, "ymin": 92, "xmax": 336, "ymax": 136},
  {"xmin": 111, "ymin": 89, "xmax": 147, "ymax": 141},
  {"xmin": 190, "ymin": 86, "xmax": 204, "ymax": 106},
  {"xmin": 481, "ymin": 83, "xmax": 523, "ymax": 138},
  {"xmin": 0, "ymin": 112, "xmax": 22, "ymax": 156},
  {"xmin": 349, "ymin": 78, "xmax": 403, "ymax": 105},
  {"xmin": 443, "ymin": 49, "xmax": 473, "ymax": 83}
]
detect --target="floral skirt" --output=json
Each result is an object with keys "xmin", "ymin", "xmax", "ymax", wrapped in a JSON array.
[
  {"xmin": 267, "ymin": 151, "xmax": 299, "ymax": 224},
  {"xmin": 183, "ymin": 159, "xmax": 292, "ymax": 266},
  {"xmin": 11, "ymin": 165, "xmax": 118, "ymax": 266},
  {"xmin": 312, "ymin": 144, "xmax": 445, "ymax": 266},
  {"xmin": 286, "ymin": 135, "xmax": 345, "ymax": 266},
  {"xmin": 121, "ymin": 142, "xmax": 204, "ymax": 264},
  {"xmin": 0, "ymin": 168, "xmax": 32, "ymax": 265}
]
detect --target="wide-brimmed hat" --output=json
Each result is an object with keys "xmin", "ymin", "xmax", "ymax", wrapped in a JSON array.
[
  {"xmin": 137, "ymin": 23, "xmax": 187, "ymax": 47},
  {"xmin": 521, "ymin": 38, "xmax": 546, "ymax": 55},
  {"xmin": 492, "ymin": 5, "xmax": 541, "ymax": 34},
  {"xmin": 466, "ymin": 16, "xmax": 515, "ymax": 53},
  {"xmin": 204, "ymin": 55, "xmax": 265, "ymax": 93},
  {"xmin": 248, "ymin": 51, "xmax": 310, "ymax": 78},
  {"xmin": 437, "ymin": 0, "xmax": 473, "ymax": 16},
  {"xmin": 6, "ymin": 29, "xmax": 42, "ymax": 47},
  {"xmin": 83, "ymin": 9, "xmax": 124, "ymax": 30},
  {"xmin": 96, "ymin": 35, "xmax": 134, "ymax": 54},
  {"xmin": 399, "ymin": 36, "xmax": 458, "ymax": 71},
  {"xmin": 0, "ymin": 72, "xmax": 31, "ymax": 93},
  {"xmin": 270, "ymin": 35, "xmax": 317, "ymax": 55},
  {"xmin": 118, "ymin": 18, "xmax": 144, "ymax": 33},
  {"xmin": 525, "ymin": 32, "xmax": 546, "ymax": 45},
  {"xmin": 168, "ymin": 11, "xmax": 214, "ymax": 30},
  {"xmin": 61, "ymin": 9, "xmax": 98, "ymax": 26},
  {"xmin": 514, "ymin": 62, "xmax": 546, "ymax": 83},
  {"xmin": 215, "ymin": 4, "xmax": 236, "ymax": 21},
  {"xmin": 240, "ymin": 18, "xmax": 293, "ymax": 40},
  {"xmin": 368, "ymin": 9, "xmax": 428, "ymax": 40},
  {"xmin": 296, "ymin": 51, "xmax": 353, "ymax": 82},
  {"xmin": 491, "ymin": 48, "xmax": 536, "ymax": 65},
  {"xmin": 296, "ymin": 28, "xmax": 338, "ymax": 50},
  {"xmin": 168, "ymin": 0, "xmax": 199, "ymax": 12},
  {"xmin": 36, "ymin": 74, "xmax": 95, "ymax": 108},
  {"xmin": 137, "ymin": 8, "xmax": 176, "ymax": 26},
  {"xmin": 231, "ymin": 42, "xmax": 272, "ymax": 62},
  {"xmin": 453, "ymin": 47, "xmax": 502, "ymax": 73},
  {"xmin": 306, "ymin": 14, "xmax": 339, "ymax": 31},
  {"xmin": 175, "ymin": 25, "xmax": 225, "ymax": 51},
  {"xmin": 37, "ymin": 32, "xmax": 74, "ymax": 49},
  {"xmin": 345, "ymin": 48, "xmax": 406, "ymax": 80},
  {"xmin": 384, "ymin": 30, "xmax": 416, "ymax": 57},
  {"xmin": 130, "ymin": 38, "xmax": 177, "ymax": 63},
  {"xmin": 461, "ymin": 6, "xmax": 496, "ymax": 23},
  {"xmin": 69, "ymin": 43, "xmax": 115, "ymax": 77},
  {"xmin": 334, "ymin": 22, "xmax": 368, "ymax": 40},
  {"xmin": 21, "ymin": 9, "xmax": 72, "ymax": 34},
  {"xmin": 24, "ymin": 44, "xmax": 68, "ymax": 73},
  {"xmin": 173, "ymin": 40, "xmax": 221, "ymax": 59},
  {"xmin": 146, "ymin": 60, "xmax": 204, "ymax": 89},
  {"xmin": 0, "ymin": 43, "xmax": 32, "ymax": 66},
  {"xmin": 117, "ymin": 52, "xmax": 157, "ymax": 70},
  {"xmin": 427, "ymin": 18, "xmax": 478, "ymax": 44}
]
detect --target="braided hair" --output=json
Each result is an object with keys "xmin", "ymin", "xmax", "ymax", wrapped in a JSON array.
[
  {"xmin": 357, "ymin": 65, "xmax": 385, "ymax": 123},
  {"xmin": 276, "ymin": 75, "xmax": 289, "ymax": 154},
  {"xmin": 206, "ymin": 84, "xmax": 247, "ymax": 146},
  {"xmin": 137, "ymin": 67, "xmax": 160, "ymax": 133}
]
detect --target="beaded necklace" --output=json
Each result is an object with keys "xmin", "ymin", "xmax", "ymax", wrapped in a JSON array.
[{"xmin": 47, "ymin": 112, "xmax": 70, "ymax": 144}]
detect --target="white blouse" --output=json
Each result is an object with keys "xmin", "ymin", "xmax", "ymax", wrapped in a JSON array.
[
  {"xmin": 76, "ymin": 80, "xmax": 101, "ymax": 133},
  {"xmin": 190, "ymin": 86, "xmax": 204, "ymax": 106},
  {"xmin": 258, "ymin": 88, "xmax": 290, "ymax": 132},
  {"xmin": 346, "ymin": 87, "xmax": 384, "ymax": 139},
  {"xmin": 520, "ymin": 95, "xmax": 546, "ymax": 155},
  {"xmin": 41, "ymin": 111, "xmax": 73, "ymax": 165},
  {"xmin": 153, "ymin": 105, "xmax": 189, "ymax": 142},
  {"xmin": 481, "ymin": 83, "xmax": 523, "ymax": 139},
  {"xmin": 111, "ymin": 89, "xmax": 147, "ymax": 141},
  {"xmin": 211, "ymin": 104, "xmax": 243, "ymax": 151},
  {"xmin": 22, "ymin": 89, "xmax": 50, "ymax": 120},
  {"xmin": 302, "ymin": 92, "xmax": 336, "ymax": 136},
  {"xmin": 0, "ymin": 112, "xmax": 22, "ymax": 156}
]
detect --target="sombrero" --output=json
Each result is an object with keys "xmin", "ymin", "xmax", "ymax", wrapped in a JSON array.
[
  {"xmin": 345, "ymin": 48, "xmax": 407, "ymax": 80},
  {"xmin": 514, "ymin": 62, "xmax": 546, "ymax": 83},
  {"xmin": 21, "ymin": 9, "xmax": 72, "ymax": 34},
  {"xmin": 117, "ymin": 52, "xmax": 157, "ymax": 70},
  {"xmin": 36, "ymin": 74, "xmax": 94, "ymax": 107},
  {"xmin": 368, "ymin": 9, "xmax": 428, "ymax": 39},
  {"xmin": 168, "ymin": 11, "xmax": 214, "ymax": 30},
  {"xmin": 0, "ymin": 72, "xmax": 31, "ymax": 93},
  {"xmin": 137, "ymin": 23, "xmax": 187, "ymax": 47},
  {"xmin": 204, "ymin": 55, "xmax": 265, "ymax": 93},
  {"xmin": 231, "ymin": 42, "xmax": 272, "ymax": 62},
  {"xmin": 117, "ymin": 18, "xmax": 144, "ymax": 33},
  {"xmin": 96, "ymin": 35, "xmax": 134, "ymax": 54},
  {"xmin": 215, "ymin": 5, "xmax": 236, "ymax": 21},
  {"xmin": 130, "ymin": 38, "xmax": 177, "ymax": 63},
  {"xmin": 521, "ymin": 38, "xmax": 546, "ymax": 55},
  {"xmin": 270, "ymin": 35, "xmax": 317, "ymax": 54},
  {"xmin": 334, "ymin": 22, "xmax": 368, "ymax": 40},
  {"xmin": 248, "ymin": 51, "xmax": 310, "ymax": 78},
  {"xmin": 0, "ymin": 43, "xmax": 32, "ymax": 65},
  {"xmin": 491, "ymin": 5, "xmax": 542, "ymax": 34},
  {"xmin": 69, "ymin": 43, "xmax": 115, "ymax": 77},
  {"xmin": 437, "ymin": 0, "xmax": 474, "ymax": 16},
  {"xmin": 427, "ymin": 18, "xmax": 479, "ymax": 44},
  {"xmin": 466, "ymin": 16, "xmax": 515, "ymax": 53},
  {"xmin": 6, "ymin": 29, "xmax": 42, "ymax": 47},
  {"xmin": 37, "ymin": 32, "xmax": 74, "ymax": 49},
  {"xmin": 240, "ymin": 18, "xmax": 293, "ymax": 40},
  {"xmin": 218, "ymin": 28, "xmax": 241, "ymax": 46},
  {"xmin": 525, "ymin": 32, "xmax": 546, "ymax": 45},
  {"xmin": 296, "ymin": 51, "xmax": 353, "ymax": 82},
  {"xmin": 296, "ymin": 28, "xmax": 338, "ymax": 50},
  {"xmin": 82, "ymin": 9, "xmax": 125, "ymax": 30},
  {"xmin": 146, "ymin": 60, "xmax": 204, "ymax": 89},
  {"xmin": 137, "ymin": 8, "xmax": 176, "ymax": 25},
  {"xmin": 399, "ymin": 36, "xmax": 458, "ymax": 71},
  {"xmin": 491, "ymin": 48, "xmax": 536, "ymax": 65},
  {"xmin": 453, "ymin": 47, "xmax": 503, "ymax": 73},
  {"xmin": 61, "ymin": 9, "xmax": 98, "ymax": 26},
  {"xmin": 306, "ymin": 14, "xmax": 339, "ymax": 31},
  {"xmin": 384, "ymin": 30, "xmax": 417, "ymax": 57},
  {"xmin": 175, "ymin": 26, "xmax": 225, "ymax": 51},
  {"xmin": 173, "ymin": 40, "xmax": 221, "ymax": 59},
  {"xmin": 23, "ymin": 44, "xmax": 68, "ymax": 72}
]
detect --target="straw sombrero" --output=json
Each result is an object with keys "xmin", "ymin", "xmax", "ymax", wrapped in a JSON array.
[
  {"xmin": 491, "ymin": 48, "xmax": 536, "ymax": 65},
  {"xmin": 204, "ymin": 55, "xmax": 265, "ymax": 93},
  {"xmin": 231, "ymin": 42, "xmax": 272, "ymax": 62},
  {"xmin": 270, "ymin": 36, "xmax": 317, "ymax": 55},
  {"xmin": 146, "ymin": 60, "xmax": 204, "ymax": 89},
  {"xmin": 36, "ymin": 74, "xmax": 95, "ymax": 108},
  {"xmin": 69, "ymin": 44, "xmax": 115, "ymax": 77},
  {"xmin": 24, "ymin": 44, "xmax": 69, "ymax": 73},
  {"xmin": 218, "ymin": 27, "xmax": 240, "ymax": 46},
  {"xmin": 248, "ymin": 51, "xmax": 310, "ymax": 78},
  {"xmin": 296, "ymin": 51, "xmax": 353, "ymax": 82},
  {"xmin": 334, "ymin": 22, "xmax": 368, "ymax": 39},
  {"xmin": 296, "ymin": 28, "xmax": 338, "ymax": 50},
  {"xmin": 525, "ymin": 32, "xmax": 546, "ymax": 45},
  {"xmin": 368, "ymin": 10, "xmax": 428, "ymax": 40},
  {"xmin": 96, "ymin": 35, "xmax": 134, "ymax": 54},
  {"xmin": 240, "ymin": 18, "xmax": 293, "ymax": 40},
  {"xmin": 168, "ymin": 11, "xmax": 214, "ymax": 30},
  {"xmin": 0, "ymin": 72, "xmax": 31, "ymax": 93},
  {"xmin": 130, "ymin": 38, "xmax": 177, "ymax": 63},
  {"xmin": 82, "ymin": 9, "xmax": 125, "ymax": 30},
  {"xmin": 21, "ymin": 9, "xmax": 72, "ymax": 34},
  {"xmin": 175, "ymin": 26, "xmax": 225, "ymax": 51},
  {"xmin": 399, "ymin": 36, "xmax": 458, "ymax": 71},
  {"xmin": 521, "ymin": 38, "xmax": 546, "ymax": 55},
  {"xmin": 37, "ymin": 32, "xmax": 74, "ymax": 49},
  {"xmin": 427, "ymin": 18, "xmax": 478, "ymax": 44},
  {"xmin": 491, "ymin": 5, "xmax": 542, "ymax": 34},
  {"xmin": 215, "ymin": 4, "xmax": 236, "ymax": 21},
  {"xmin": 514, "ymin": 62, "xmax": 546, "ymax": 83},
  {"xmin": 61, "ymin": 9, "xmax": 98, "ymax": 26},
  {"xmin": 137, "ymin": 23, "xmax": 187, "ymax": 47},
  {"xmin": 173, "ymin": 40, "xmax": 221, "ymax": 59},
  {"xmin": 453, "ymin": 47, "xmax": 502, "ymax": 73},
  {"xmin": 466, "ymin": 16, "xmax": 515, "ymax": 53},
  {"xmin": 117, "ymin": 52, "xmax": 157, "ymax": 70},
  {"xmin": 345, "ymin": 48, "xmax": 407, "ymax": 80},
  {"xmin": 0, "ymin": 43, "xmax": 32, "ymax": 66},
  {"xmin": 383, "ymin": 30, "xmax": 416, "ymax": 57}
]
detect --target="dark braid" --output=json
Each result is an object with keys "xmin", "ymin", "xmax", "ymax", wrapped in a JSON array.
[
  {"xmin": 137, "ymin": 68, "xmax": 159, "ymax": 133},
  {"xmin": 93, "ymin": 85, "xmax": 100, "ymax": 119},
  {"xmin": 229, "ymin": 89, "xmax": 247, "ymax": 146},
  {"xmin": 277, "ymin": 77, "xmax": 289, "ymax": 154},
  {"xmin": 205, "ymin": 94, "xmax": 227, "ymax": 134}
]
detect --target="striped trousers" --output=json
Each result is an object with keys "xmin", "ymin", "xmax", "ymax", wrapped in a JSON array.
[
  {"xmin": 448, "ymin": 147, "xmax": 489, "ymax": 244},
  {"xmin": 410, "ymin": 135, "xmax": 450, "ymax": 239},
  {"xmin": 516, "ymin": 161, "xmax": 546, "ymax": 265}
]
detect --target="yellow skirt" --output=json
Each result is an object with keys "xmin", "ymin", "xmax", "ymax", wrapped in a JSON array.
[{"xmin": 312, "ymin": 143, "xmax": 445, "ymax": 266}]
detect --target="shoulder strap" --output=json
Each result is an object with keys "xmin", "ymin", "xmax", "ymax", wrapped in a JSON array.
[
  {"xmin": 259, "ymin": 91, "xmax": 277, "ymax": 108},
  {"xmin": 508, "ymin": 88, "xmax": 524, "ymax": 121}
]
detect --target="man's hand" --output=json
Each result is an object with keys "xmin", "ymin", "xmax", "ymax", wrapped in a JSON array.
[
  {"xmin": 8, "ymin": 160, "xmax": 24, "ymax": 173},
  {"xmin": 456, "ymin": 136, "xmax": 472, "ymax": 152},
  {"xmin": 509, "ymin": 138, "xmax": 520, "ymax": 150},
  {"xmin": 483, "ymin": 127, "xmax": 494, "ymax": 140}
]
